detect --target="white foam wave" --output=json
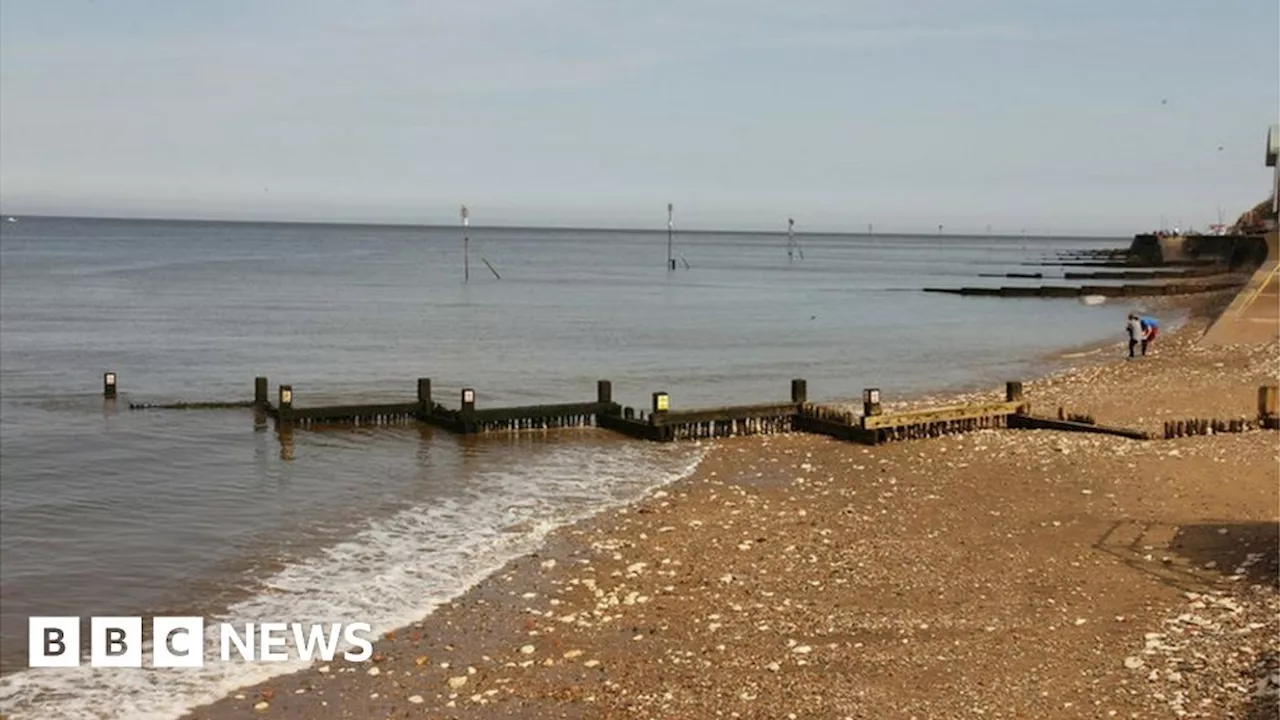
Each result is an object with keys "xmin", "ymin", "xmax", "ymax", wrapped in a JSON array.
[{"xmin": 0, "ymin": 443, "xmax": 704, "ymax": 720}]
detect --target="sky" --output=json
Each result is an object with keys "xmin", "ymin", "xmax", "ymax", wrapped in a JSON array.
[{"xmin": 0, "ymin": 0, "xmax": 1277, "ymax": 235}]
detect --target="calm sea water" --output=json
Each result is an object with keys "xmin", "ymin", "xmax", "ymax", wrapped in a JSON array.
[{"xmin": 0, "ymin": 216, "xmax": 1149, "ymax": 719}]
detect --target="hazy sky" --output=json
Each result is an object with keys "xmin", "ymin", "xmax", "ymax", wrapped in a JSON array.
[{"xmin": 1, "ymin": 1, "xmax": 1276, "ymax": 234}]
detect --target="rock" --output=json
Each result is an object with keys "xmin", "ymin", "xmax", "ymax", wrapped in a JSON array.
[
  {"xmin": 408, "ymin": 695, "xmax": 424, "ymax": 704},
  {"xmin": 520, "ymin": 644, "xmax": 536, "ymax": 654},
  {"xmin": 253, "ymin": 701, "xmax": 269, "ymax": 711},
  {"xmin": 448, "ymin": 676, "xmax": 469, "ymax": 689},
  {"xmin": 367, "ymin": 666, "xmax": 381, "ymax": 677},
  {"xmin": 1124, "ymin": 656, "xmax": 1144, "ymax": 669}
]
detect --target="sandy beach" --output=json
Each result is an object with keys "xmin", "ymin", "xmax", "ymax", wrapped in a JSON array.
[{"xmin": 182, "ymin": 294, "xmax": 1279, "ymax": 720}]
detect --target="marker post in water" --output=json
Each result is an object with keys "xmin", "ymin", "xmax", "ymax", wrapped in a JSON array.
[
  {"xmin": 461, "ymin": 205, "xmax": 470, "ymax": 284},
  {"xmin": 786, "ymin": 217, "xmax": 803, "ymax": 261},
  {"xmin": 103, "ymin": 372, "xmax": 117, "ymax": 399},
  {"xmin": 667, "ymin": 203, "xmax": 675, "ymax": 271}
]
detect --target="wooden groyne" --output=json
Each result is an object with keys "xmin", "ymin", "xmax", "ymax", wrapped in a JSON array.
[
  {"xmin": 976, "ymin": 268, "xmax": 1229, "ymax": 280},
  {"xmin": 1020, "ymin": 259, "xmax": 1222, "ymax": 268},
  {"xmin": 925, "ymin": 232, "xmax": 1269, "ymax": 299},
  {"xmin": 600, "ymin": 401, "xmax": 800, "ymax": 442},
  {"xmin": 109, "ymin": 373, "xmax": 1278, "ymax": 448},
  {"xmin": 922, "ymin": 280, "xmax": 1243, "ymax": 299},
  {"xmin": 263, "ymin": 379, "xmax": 620, "ymax": 432},
  {"xmin": 1060, "ymin": 267, "xmax": 1231, "ymax": 280}
]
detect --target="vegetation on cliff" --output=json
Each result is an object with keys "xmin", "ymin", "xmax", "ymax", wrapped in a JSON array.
[{"xmin": 1232, "ymin": 194, "xmax": 1278, "ymax": 233}]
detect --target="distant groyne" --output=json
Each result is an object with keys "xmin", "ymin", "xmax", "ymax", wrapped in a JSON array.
[{"xmin": 925, "ymin": 233, "xmax": 1265, "ymax": 299}]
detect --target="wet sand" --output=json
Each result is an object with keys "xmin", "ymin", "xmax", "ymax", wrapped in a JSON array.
[{"xmin": 183, "ymin": 297, "xmax": 1279, "ymax": 720}]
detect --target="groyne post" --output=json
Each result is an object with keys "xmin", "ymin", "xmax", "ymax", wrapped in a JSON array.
[
  {"xmin": 1006, "ymin": 381, "xmax": 1027, "ymax": 413},
  {"xmin": 598, "ymin": 380, "xmax": 613, "ymax": 405},
  {"xmin": 1259, "ymin": 385, "xmax": 1278, "ymax": 424},
  {"xmin": 651, "ymin": 392, "xmax": 671, "ymax": 441},
  {"xmin": 103, "ymin": 372, "xmax": 117, "ymax": 399},
  {"xmin": 862, "ymin": 388, "xmax": 882, "ymax": 417},
  {"xmin": 254, "ymin": 377, "xmax": 268, "ymax": 407},
  {"xmin": 460, "ymin": 388, "xmax": 476, "ymax": 432},
  {"xmin": 278, "ymin": 385, "xmax": 293, "ymax": 421},
  {"xmin": 652, "ymin": 391, "xmax": 669, "ymax": 414},
  {"xmin": 418, "ymin": 378, "xmax": 432, "ymax": 415},
  {"xmin": 791, "ymin": 379, "xmax": 807, "ymax": 405}
]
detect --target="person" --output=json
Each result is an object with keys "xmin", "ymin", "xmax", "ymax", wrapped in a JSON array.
[
  {"xmin": 1126, "ymin": 313, "xmax": 1144, "ymax": 358},
  {"xmin": 1139, "ymin": 315, "xmax": 1160, "ymax": 355}
]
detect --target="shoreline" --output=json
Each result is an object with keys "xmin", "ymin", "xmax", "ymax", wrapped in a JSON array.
[
  {"xmin": 173, "ymin": 294, "xmax": 1277, "ymax": 719},
  {"xmin": 0, "ymin": 291, "xmax": 1264, "ymax": 720}
]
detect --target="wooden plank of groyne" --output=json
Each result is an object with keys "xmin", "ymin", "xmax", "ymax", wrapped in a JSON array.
[
  {"xmin": 652, "ymin": 402, "xmax": 799, "ymax": 426},
  {"xmin": 1008, "ymin": 414, "xmax": 1150, "ymax": 440},
  {"xmin": 794, "ymin": 415, "xmax": 875, "ymax": 444},
  {"xmin": 285, "ymin": 402, "xmax": 420, "ymax": 422},
  {"xmin": 130, "ymin": 400, "xmax": 256, "ymax": 410},
  {"xmin": 467, "ymin": 401, "xmax": 615, "ymax": 423},
  {"xmin": 596, "ymin": 412, "xmax": 667, "ymax": 441},
  {"xmin": 861, "ymin": 400, "xmax": 1024, "ymax": 430}
]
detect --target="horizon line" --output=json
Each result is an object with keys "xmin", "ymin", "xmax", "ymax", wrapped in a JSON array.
[{"xmin": 0, "ymin": 212, "xmax": 1136, "ymax": 241}]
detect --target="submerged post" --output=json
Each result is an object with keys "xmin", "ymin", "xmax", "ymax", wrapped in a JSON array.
[
  {"xmin": 862, "ymin": 388, "xmax": 882, "ymax": 417},
  {"xmin": 418, "ymin": 378, "xmax": 432, "ymax": 414},
  {"xmin": 461, "ymin": 388, "xmax": 476, "ymax": 413},
  {"xmin": 255, "ymin": 377, "xmax": 268, "ymax": 407},
  {"xmin": 597, "ymin": 380, "xmax": 613, "ymax": 405},
  {"xmin": 791, "ymin": 378, "xmax": 807, "ymax": 404},
  {"xmin": 667, "ymin": 203, "xmax": 675, "ymax": 271},
  {"xmin": 103, "ymin": 372, "xmax": 117, "ymax": 399}
]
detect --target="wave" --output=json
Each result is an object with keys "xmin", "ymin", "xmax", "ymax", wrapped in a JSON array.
[{"xmin": 0, "ymin": 442, "xmax": 705, "ymax": 720}]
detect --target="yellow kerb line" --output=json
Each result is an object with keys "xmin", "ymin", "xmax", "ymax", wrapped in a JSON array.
[{"xmin": 1239, "ymin": 262, "xmax": 1279, "ymax": 312}]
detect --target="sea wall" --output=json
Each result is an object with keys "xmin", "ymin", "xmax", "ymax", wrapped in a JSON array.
[
  {"xmin": 1200, "ymin": 230, "xmax": 1279, "ymax": 347},
  {"xmin": 1129, "ymin": 233, "xmax": 1270, "ymax": 269}
]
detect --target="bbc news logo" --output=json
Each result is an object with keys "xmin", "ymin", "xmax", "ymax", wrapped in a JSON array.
[{"xmin": 30, "ymin": 617, "xmax": 374, "ymax": 668}]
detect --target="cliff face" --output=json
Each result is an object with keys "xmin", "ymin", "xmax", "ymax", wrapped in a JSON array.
[{"xmin": 1232, "ymin": 195, "xmax": 1277, "ymax": 234}]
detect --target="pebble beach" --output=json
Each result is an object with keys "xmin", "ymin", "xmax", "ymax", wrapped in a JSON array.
[{"xmin": 182, "ymin": 293, "xmax": 1279, "ymax": 720}]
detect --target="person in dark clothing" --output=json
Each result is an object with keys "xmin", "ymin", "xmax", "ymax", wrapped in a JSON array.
[{"xmin": 1126, "ymin": 313, "xmax": 1143, "ymax": 358}]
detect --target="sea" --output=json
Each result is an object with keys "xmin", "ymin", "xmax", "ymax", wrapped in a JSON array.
[{"xmin": 0, "ymin": 216, "xmax": 1169, "ymax": 719}]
